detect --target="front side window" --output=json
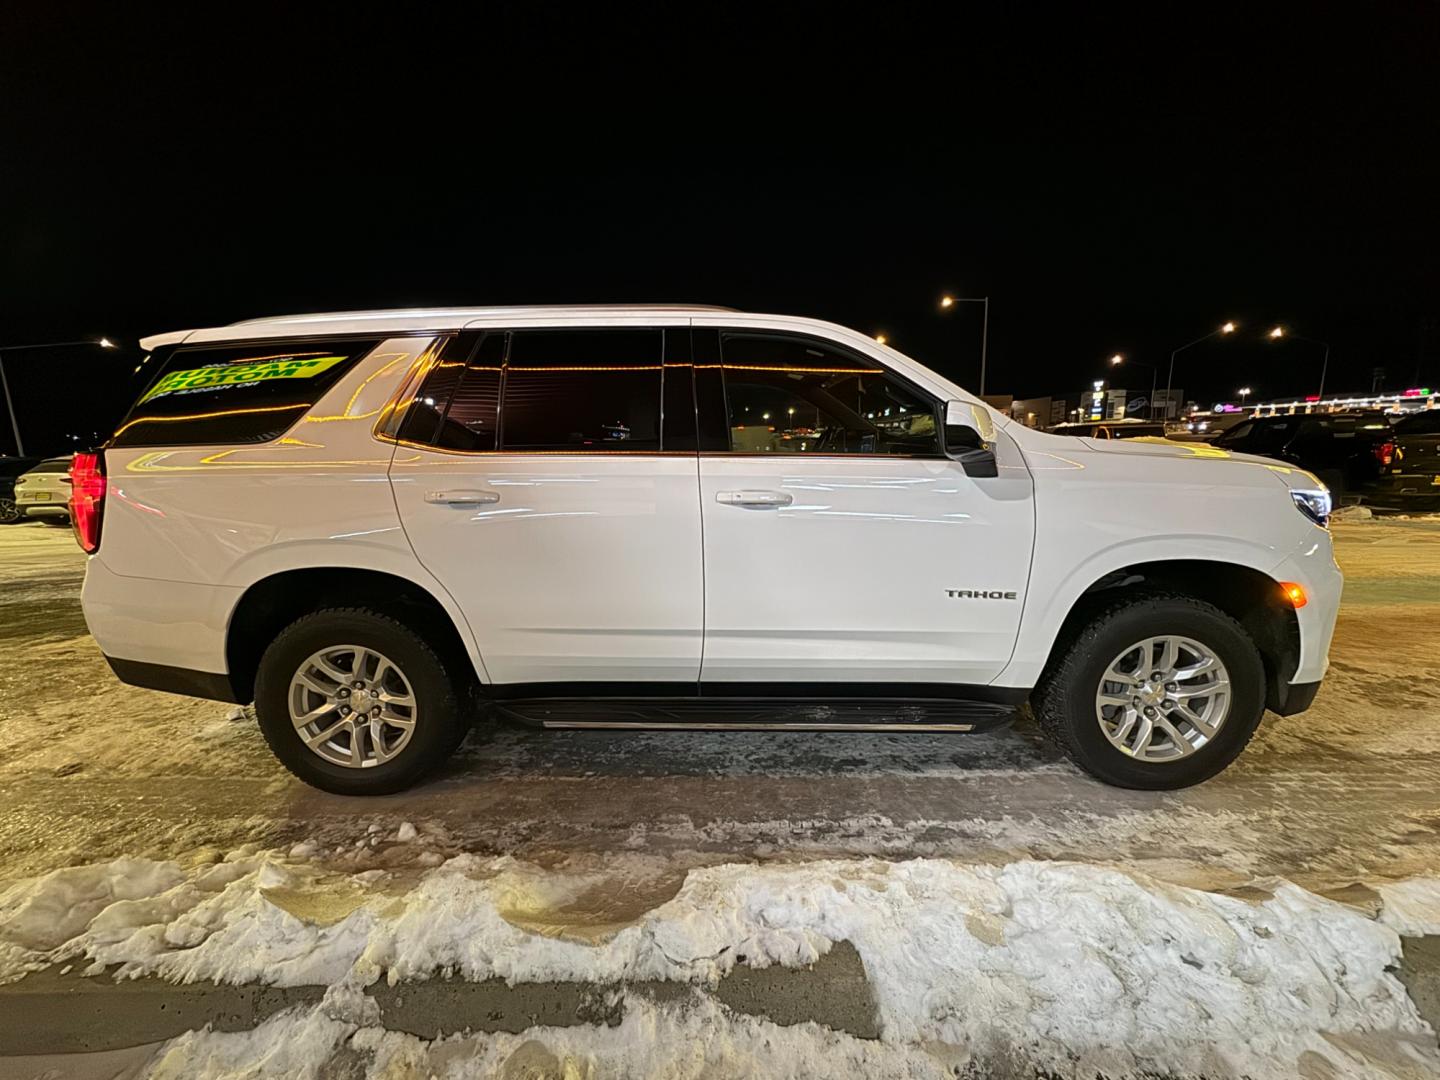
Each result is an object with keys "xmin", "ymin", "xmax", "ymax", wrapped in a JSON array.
[
  {"xmin": 717, "ymin": 332, "xmax": 938, "ymax": 455},
  {"xmin": 502, "ymin": 330, "xmax": 663, "ymax": 451},
  {"xmin": 112, "ymin": 338, "xmax": 379, "ymax": 448}
]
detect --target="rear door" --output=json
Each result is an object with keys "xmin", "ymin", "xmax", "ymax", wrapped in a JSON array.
[
  {"xmin": 389, "ymin": 323, "xmax": 704, "ymax": 685},
  {"xmin": 694, "ymin": 327, "xmax": 1035, "ymax": 687}
]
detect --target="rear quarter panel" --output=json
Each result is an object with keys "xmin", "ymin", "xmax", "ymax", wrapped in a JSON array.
[{"xmin": 86, "ymin": 336, "xmax": 480, "ymax": 673}]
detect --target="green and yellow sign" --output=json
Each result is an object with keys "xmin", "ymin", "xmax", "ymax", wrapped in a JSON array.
[{"xmin": 140, "ymin": 356, "xmax": 346, "ymax": 404}]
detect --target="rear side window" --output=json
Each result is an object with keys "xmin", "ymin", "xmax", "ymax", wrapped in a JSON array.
[
  {"xmin": 112, "ymin": 339, "xmax": 378, "ymax": 448},
  {"xmin": 503, "ymin": 330, "xmax": 662, "ymax": 451}
]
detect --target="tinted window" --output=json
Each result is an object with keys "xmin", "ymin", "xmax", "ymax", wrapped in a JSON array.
[
  {"xmin": 1216, "ymin": 421, "xmax": 1252, "ymax": 445},
  {"xmin": 501, "ymin": 331, "xmax": 662, "ymax": 451},
  {"xmin": 718, "ymin": 333, "xmax": 938, "ymax": 455},
  {"xmin": 435, "ymin": 334, "xmax": 503, "ymax": 452},
  {"xmin": 112, "ymin": 339, "xmax": 377, "ymax": 448},
  {"xmin": 395, "ymin": 334, "xmax": 478, "ymax": 445}
]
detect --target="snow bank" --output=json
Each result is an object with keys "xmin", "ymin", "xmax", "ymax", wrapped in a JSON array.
[{"xmin": 3, "ymin": 853, "xmax": 1439, "ymax": 1077}]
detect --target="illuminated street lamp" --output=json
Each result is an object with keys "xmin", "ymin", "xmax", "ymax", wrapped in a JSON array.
[
  {"xmin": 1165, "ymin": 321, "xmax": 1239, "ymax": 418},
  {"xmin": 939, "ymin": 293, "xmax": 991, "ymax": 397},
  {"xmin": 1267, "ymin": 326, "xmax": 1331, "ymax": 401},
  {"xmin": 1237, "ymin": 386, "xmax": 1252, "ymax": 404},
  {"xmin": 0, "ymin": 337, "xmax": 119, "ymax": 457},
  {"xmin": 875, "ymin": 333, "xmax": 888, "ymax": 345}
]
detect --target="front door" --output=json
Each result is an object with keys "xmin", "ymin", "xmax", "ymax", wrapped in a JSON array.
[
  {"xmin": 695, "ymin": 328, "xmax": 1035, "ymax": 687},
  {"xmin": 390, "ymin": 324, "xmax": 703, "ymax": 685}
]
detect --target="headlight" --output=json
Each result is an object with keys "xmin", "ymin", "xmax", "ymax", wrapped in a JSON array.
[{"xmin": 1291, "ymin": 488, "xmax": 1332, "ymax": 527}]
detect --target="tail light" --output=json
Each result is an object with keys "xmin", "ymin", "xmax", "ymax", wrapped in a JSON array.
[
  {"xmin": 69, "ymin": 452, "xmax": 106, "ymax": 553},
  {"xmin": 1374, "ymin": 441, "xmax": 1395, "ymax": 467}
]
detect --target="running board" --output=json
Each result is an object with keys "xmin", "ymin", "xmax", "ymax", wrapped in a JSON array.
[
  {"xmin": 543, "ymin": 720, "xmax": 979, "ymax": 732},
  {"xmin": 493, "ymin": 697, "xmax": 1017, "ymax": 733}
]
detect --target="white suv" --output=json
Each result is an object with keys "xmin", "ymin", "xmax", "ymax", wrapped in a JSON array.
[{"xmin": 73, "ymin": 306, "xmax": 1341, "ymax": 795}]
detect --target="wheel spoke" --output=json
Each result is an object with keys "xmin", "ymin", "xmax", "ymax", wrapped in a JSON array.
[
  {"xmin": 1103, "ymin": 664, "xmax": 1136, "ymax": 686},
  {"xmin": 1173, "ymin": 656, "xmax": 1216, "ymax": 680},
  {"xmin": 1155, "ymin": 637, "xmax": 1179, "ymax": 674},
  {"xmin": 350, "ymin": 648, "xmax": 371, "ymax": 680},
  {"xmin": 348, "ymin": 722, "xmax": 368, "ymax": 765},
  {"xmin": 1174, "ymin": 679, "xmax": 1228, "ymax": 700},
  {"xmin": 1129, "ymin": 715, "xmax": 1155, "ymax": 757},
  {"xmin": 305, "ymin": 717, "xmax": 350, "ymax": 750},
  {"xmin": 294, "ymin": 700, "xmax": 340, "ymax": 728},
  {"xmin": 1111, "ymin": 709, "xmax": 1137, "ymax": 743},
  {"xmin": 1098, "ymin": 691, "xmax": 1132, "ymax": 707},
  {"xmin": 314, "ymin": 655, "xmax": 351, "ymax": 683},
  {"xmin": 1154, "ymin": 715, "xmax": 1195, "ymax": 757},
  {"xmin": 1175, "ymin": 703, "xmax": 1218, "ymax": 739},
  {"xmin": 296, "ymin": 671, "xmax": 337, "ymax": 697}
]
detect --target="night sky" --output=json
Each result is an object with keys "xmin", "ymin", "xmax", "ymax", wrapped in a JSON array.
[{"xmin": 3, "ymin": 4, "xmax": 1437, "ymax": 456}]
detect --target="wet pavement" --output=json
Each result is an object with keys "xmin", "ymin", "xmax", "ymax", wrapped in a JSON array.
[{"xmin": 3, "ymin": 518, "xmax": 1440, "ymax": 895}]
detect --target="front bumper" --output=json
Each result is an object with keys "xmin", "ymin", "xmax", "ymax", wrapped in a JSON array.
[{"xmin": 1269, "ymin": 529, "xmax": 1344, "ymax": 687}]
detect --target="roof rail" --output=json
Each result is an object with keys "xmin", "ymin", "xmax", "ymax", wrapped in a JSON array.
[{"xmin": 229, "ymin": 304, "xmax": 739, "ymax": 326}]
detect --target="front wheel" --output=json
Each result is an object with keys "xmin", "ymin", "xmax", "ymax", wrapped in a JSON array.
[
  {"xmin": 253, "ymin": 607, "xmax": 469, "ymax": 795},
  {"xmin": 1032, "ymin": 593, "xmax": 1266, "ymax": 789}
]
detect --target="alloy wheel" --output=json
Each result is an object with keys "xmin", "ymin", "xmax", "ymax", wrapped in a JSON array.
[
  {"xmin": 287, "ymin": 645, "xmax": 418, "ymax": 768},
  {"xmin": 1094, "ymin": 635, "xmax": 1231, "ymax": 762}
]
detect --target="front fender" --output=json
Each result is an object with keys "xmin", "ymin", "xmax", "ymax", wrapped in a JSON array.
[{"xmin": 991, "ymin": 533, "xmax": 1289, "ymax": 689}]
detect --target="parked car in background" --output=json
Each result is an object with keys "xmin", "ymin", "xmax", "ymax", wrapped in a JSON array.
[
  {"xmin": 1164, "ymin": 412, "xmax": 1251, "ymax": 442},
  {"xmin": 0, "ymin": 455, "xmax": 41, "ymax": 524},
  {"xmin": 15, "ymin": 456, "xmax": 74, "ymax": 523},
  {"xmin": 1049, "ymin": 419, "xmax": 1169, "ymax": 439},
  {"xmin": 1212, "ymin": 413, "xmax": 1396, "ymax": 494},
  {"xmin": 1361, "ymin": 409, "xmax": 1440, "ymax": 511}
]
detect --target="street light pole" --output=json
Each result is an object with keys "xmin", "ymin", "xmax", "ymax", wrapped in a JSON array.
[
  {"xmin": 0, "ymin": 357, "xmax": 24, "ymax": 456},
  {"xmin": 0, "ymin": 339, "xmax": 118, "ymax": 457},
  {"xmin": 1166, "ymin": 321, "xmax": 1238, "ymax": 419},
  {"xmin": 940, "ymin": 295, "xmax": 990, "ymax": 397},
  {"xmin": 1267, "ymin": 328, "xmax": 1331, "ymax": 403}
]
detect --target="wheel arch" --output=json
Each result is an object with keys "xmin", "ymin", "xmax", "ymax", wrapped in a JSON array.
[
  {"xmin": 224, "ymin": 567, "xmax": 483, "ymax": 704},
  {"xmin": 1042, "ymin": 558, "xmax": 1301, "ymax": 714}
]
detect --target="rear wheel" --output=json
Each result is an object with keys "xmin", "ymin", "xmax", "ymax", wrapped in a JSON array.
[
  {"xmin": 253, "ymin": 607, "xmax": 469, "ymax": 794},
  {"xmin": 1032, "ymin": 592, "xmax": 1266, "ymax": 789},
  {"xmin": 0, "ymin": 497, "xmax": 21, "ymax": 524}
]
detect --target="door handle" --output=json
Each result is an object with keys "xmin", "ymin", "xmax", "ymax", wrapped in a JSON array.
[
  {"xmin": 425, "ymin": 489, "xmax": 501, "ymax": 505},
  {"xmin": 716, "ymin": 490, "xmax": 793, "ymax": 508}
]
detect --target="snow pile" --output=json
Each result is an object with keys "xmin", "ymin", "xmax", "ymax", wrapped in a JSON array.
[{"xmin": 3, "ymin": 853, "xmax": 1440, "ymax": 1077}]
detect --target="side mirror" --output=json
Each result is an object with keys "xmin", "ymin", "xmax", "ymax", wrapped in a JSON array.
[{"xmin": 943, "ymin": 400, "xmax": 999, "ymax": 478}]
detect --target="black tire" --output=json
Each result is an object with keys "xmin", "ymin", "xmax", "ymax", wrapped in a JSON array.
[
  {"xmin": 253, "ymin": 607, "xmax": 469, "ymax": 795},
  {"xmin": 1032, "ymin": 592, "xmax": 1266, "ymax": 790},
  {"xmin": 0, "ymin": 498, "xmax": 21, "ymax": 525}
]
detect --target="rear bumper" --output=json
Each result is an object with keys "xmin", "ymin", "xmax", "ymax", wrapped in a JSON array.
[
  {"xmin": 1359, "ymin": 474, "xmax": 1440, "ymax": 511},
  {"xmin": 81, "ymin": 558, "xmax": 238, "ymax": 676},
  {"xmin": 19, "ymin": 503, "xmax": 69, "ymax": 519},
  {"xmin": 104, "ymin": 656, "xmax": 243, "ymax": 703}
]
